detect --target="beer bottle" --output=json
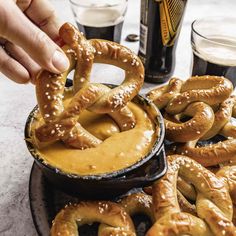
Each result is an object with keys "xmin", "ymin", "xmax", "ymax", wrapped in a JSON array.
[{"xmin": 138, "ymin": 0, "xmax": 187, "ymax": 83}]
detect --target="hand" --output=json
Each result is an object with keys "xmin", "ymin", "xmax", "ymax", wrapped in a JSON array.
[{"xmin": 0, "ymin": 0, "xmax": 69, "ymax": 84}]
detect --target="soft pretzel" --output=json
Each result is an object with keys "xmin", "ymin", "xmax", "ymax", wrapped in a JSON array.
[
  {"xmin": 119, "ymin": 192, "xmax": 154, "ymax": 222},
  {"xmin": 217, "ymin": 166, "xmax": 236, "ymax": 205},
  {"xmin": 147, "ymin": 155, "xmax": 235, "ymax": 236},
  {"xmin": 177, "ymin": 138, "xmax": 236, "ymax": 167},
  {"xmin": 99, "ymin": 193, "xmax": 154, "ymax": 235},
  {"xmin": 220, "ymin": 117, "xmax": 236, "ymax": 139},
  {"xmin": 146, "ymin": 78, "xmax": 183, "ymax": 110},
  {"xmin": 176, "ymin": 190, "xmax": 197, "ymax": 216},
  {"xmin": 201, "ymin": 95, "xmax": 236, "ymax": 140},
  {"xmin": 143, "ymin": 185, "xmax": 197, "ymax": 216},
  {"xmin": 50, "ymin": 201, "xmax": 135, "ymax": 236},
  {"xmin": 165, "ymin": 76, "xmax": 233, "ymax": 114},
  {"xmin": 143, "ymin": 175, "xmax": 198, "ymax": 202},
  {"xmin": 216, "ymin": 166, "xmax": 236, "ymax": 225},
  {"xmin": 165, "ymin": 102, "xmax": 214, "ymax": 142},
  {"xmin": 177, "ymin": 176, "xmax": 196, "ymax": 201},
  {"xmin": 35, "ymin": 23, "xmax": 144, "ymax": 149}
]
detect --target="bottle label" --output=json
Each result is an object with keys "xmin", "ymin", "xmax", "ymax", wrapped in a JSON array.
[
  {"xmin": 159, "ymin": 0, "xmax": 187, "ymax": 46},
  {"xmin": 139, "ymin": 23, "xmax": 148, "ymax": 55},
  {"xmin": 139, "ymin": 0, "xmax": 149, "ymax": 56}
]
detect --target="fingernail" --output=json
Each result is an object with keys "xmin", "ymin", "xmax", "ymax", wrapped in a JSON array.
[{"xmin": 52, "ymin": 50, "xmax": 69, "ymax": 72}]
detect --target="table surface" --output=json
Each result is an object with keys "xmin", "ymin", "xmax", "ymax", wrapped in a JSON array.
[{"xmin": 0, "ymin": 0, "xmax": 236, "ymax": 235}]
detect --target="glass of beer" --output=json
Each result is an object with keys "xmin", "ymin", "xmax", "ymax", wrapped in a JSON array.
[
  {"xmin": 69, "ymin": 0, "xmax": 128, "ymax": 43},
  {"xmin": 191, "ymin": 16, "xmax": 236, "ymax": 87}
]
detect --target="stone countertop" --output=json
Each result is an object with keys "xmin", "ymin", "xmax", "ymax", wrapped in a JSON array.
[{"xmin": 0, "ymin": 0, "xmax": 235, "ymax": 235}]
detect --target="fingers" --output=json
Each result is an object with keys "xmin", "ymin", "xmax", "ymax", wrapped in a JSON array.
[
  {"xmin": 0, "ymin": 1, "xmax": 69, "ymax": 74},
  {"xmin": 15, "ymin": 0, "xmax": 31, "ymax": 11},
  {"xmin": 4, "ymin": 41, "xmax": 41, "ymax": 83},
  {"xmin": 24, "ymin": 0, "xmax": 62, "ymax": 41},
  {"xmin": 0, "ymin": 46, "xmax": 30, "ymax": 84}
]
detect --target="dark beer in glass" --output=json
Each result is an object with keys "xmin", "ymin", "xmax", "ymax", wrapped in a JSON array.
[
  {"xmin": 191, "ymin": 17, "xmax": 236, "ymax": 87},
  {"xmin": 70, "ymin": 0, "xmax": 127, "ymax": 43}
]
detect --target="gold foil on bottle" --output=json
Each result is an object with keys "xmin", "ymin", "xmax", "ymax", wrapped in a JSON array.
[{"xmin": 159, "ymin": 0, "xmax": 187, "ymax": 46}]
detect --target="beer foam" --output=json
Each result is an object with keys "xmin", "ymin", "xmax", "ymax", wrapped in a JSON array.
[
  {"xmin": 195, "ymin": 37, "xmax": 236, "ymax": 66},
  {"xmin": 75, "ymin": 8, "xmax": 124, "ymax": 27}
]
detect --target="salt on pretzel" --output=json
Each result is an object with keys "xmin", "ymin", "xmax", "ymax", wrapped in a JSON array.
[
  {"xmin": 201, "ymin": 95, "xmax": 236, "ymax": 140},
  {"xmin": 143, "ymin": 185, "xmax": 197, "ymax": 216},
  {"xmin": 216, "ymin": 166, "xmax": 236, "ymax": 225},
  {"xmin": 119, "ymin": 192, "xmax": 154, "ymax": 222},
  {"xmin": 50, "ymin": 201, "xmax": 135, "ymax": 236},
  {"xmin": 99, "ymin": 193, "xmax": 154, "ymax": 235},
  {"xmin": 177, "ymin": 138, "xmax": 236, "ymax": 167},
  {"xmin": 147, "ymin": 155, "xmax": 235, "ymax": 236},
  {"xmin": 217, "ymin": 166, "xmax": 236, "ymax": 205},
  {"xmin": 146, "ymin": 78, "xmax": 183, "ymax": 110},
  {"xmin": 35, "ymin": 23, "xmax": 144, "ymax": 149},
  {"xmin": 60, "ymin": 23, "xmax": 144, "ymax": 112},
  {"xmin": 165, "ymin": 76, "xmax": 233, "ymax": 114},
  {"xmin": 165, "ymin": 102, "xmax": 214, "ymax": 142}
]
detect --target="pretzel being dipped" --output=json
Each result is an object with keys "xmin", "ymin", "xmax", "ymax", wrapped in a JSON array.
[
  {"xmin": 35, "ymin": 23, "xmax": 144, "ymax": 149},
  {"xmin": 50, "ymin": 201, "xmax": 135, "ymax": 236},
  {"xmin": 147, "ymin": 155, "xmax": 236, "ymax": 236}
]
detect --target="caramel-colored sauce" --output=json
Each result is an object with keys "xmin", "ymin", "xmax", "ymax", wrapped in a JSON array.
[
  {"xmin": 30, "ymin": 98, "xmax": 157, "ymax": 175},
  {"xmin": 79, "ymin": 110, "xmax": 120, "ymax": 140}
]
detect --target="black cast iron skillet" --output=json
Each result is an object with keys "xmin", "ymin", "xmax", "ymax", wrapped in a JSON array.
[{"xmin": 25, "ymin": 82, "xmax": 167, "ymax": 199}]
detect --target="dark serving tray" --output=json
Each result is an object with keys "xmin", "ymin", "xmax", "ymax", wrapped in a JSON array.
[{"xmin": 29, "ymin": 162, "xmax": 152, "ymax": 236}]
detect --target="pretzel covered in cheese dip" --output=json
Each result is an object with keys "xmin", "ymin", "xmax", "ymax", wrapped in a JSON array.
[{"xmin": 35, "ymin": 23, "xmax": 144, "ymax": 149}]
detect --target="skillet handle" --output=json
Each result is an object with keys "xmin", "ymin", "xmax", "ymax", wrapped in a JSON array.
[{"xmin": 115, "ymin": 146, "xmax": 167, "ymax": 187}]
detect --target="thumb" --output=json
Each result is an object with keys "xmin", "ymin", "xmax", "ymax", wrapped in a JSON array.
[{"xmin": 0, "ymin": 1, "xmax": 69, "ymax": 73}]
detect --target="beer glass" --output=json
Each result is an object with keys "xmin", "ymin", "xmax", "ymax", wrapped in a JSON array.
[
  {"xmin": 191, "ymin": 16, "xmax": 236, "ymax": 87},
  {"xmin": 69, "ymin": 0, "xmax": 128, "ymax": 43}
]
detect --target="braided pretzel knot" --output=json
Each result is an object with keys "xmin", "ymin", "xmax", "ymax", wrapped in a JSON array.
[
  {"xmin": 147, "ymin": 155, "xmax": 236, "ymax": 236},
  {"xmin": 50, "ymin": 201, "xmax": 135, "ymax": 236},
  {"xmin": 165, "ymin": 76, "xmax": 233, "ymax": 114},
  {"xmin": 165, "ymin": 102, "xmax": 215, "ymax": 142},
  {"xmin": 147, "ymin": 76, "xmax": 232, "ymax": 113},
  {"xmin": 166, "ymin": 93, "xmax": 236, "ymax": 165},
  {"xmin": 146, "ymin": 76, "xmax": 233, "ymax": 142},
  {"xmin": 165, "ymin": 96, "xmax": 235, "ymax": 142},
  {"xmin": 34, "ymin": 23, "xmax": 144, "ymax": 149}
]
